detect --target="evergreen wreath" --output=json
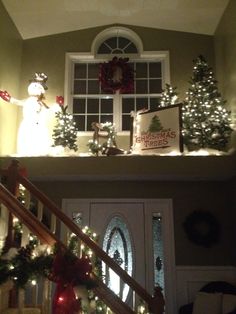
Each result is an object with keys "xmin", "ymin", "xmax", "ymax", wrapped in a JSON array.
[
  {"xmin": 99, "ymin": 56, "xmax": 134, "ymax": 94},
  {"xmin": 183, "ymin": 210, "xmax": 220, "ymax": 248}
]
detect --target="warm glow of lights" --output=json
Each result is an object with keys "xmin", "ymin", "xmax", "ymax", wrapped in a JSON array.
[
  {"xmin": 31, "ymin": 279, "xmax": 37, "ymax": 286},
  {"xmin": 13, "ymin": 217, "xmax": 19, "ymax": 224},
  {"xmin": 82, "ymin": 226, "xmax": 89, "ymax": 233},
  {"xmin": 139, "ymin": 305, "xmax": 146, "ymax": 314},
  {"xmin": 184, "ymin": 149, "xmax": 224, "ymax": 156},
  {"xmin": 159, "ymin": 150, "xmax": 182, "ymax": 156}
]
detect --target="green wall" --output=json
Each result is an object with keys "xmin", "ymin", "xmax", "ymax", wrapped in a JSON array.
[
  {"xmin": 0, "ymin": 7, "xmax": 234, "ymax": 266},
  {"xmin": 20, "ymin": 24, "xmax": 214, "ymax": 102},
  {"xmin": 215, "ymin": 0, "xmax": 236, "ymax": 150},
  {"xmin": 0, "ymin": 1, "xmax": 23, "ymax": 155},
  {"xmin": 20, "ymin": 24, "xmax": 214, "ymax": 152},
  {"xmin": 215, "ymin": 0, "xmax": 236, "ymax": 263},
  {"xmin": 215, "ymin": 0, "xmax": 236, "ymax": 148},
  {"xmin": 215, "ymin": 0, "xmax": 236, "ymax": 107},
  {"xmin": 34, "ymin": 178, "xmax": 234, "ymax": 266}
]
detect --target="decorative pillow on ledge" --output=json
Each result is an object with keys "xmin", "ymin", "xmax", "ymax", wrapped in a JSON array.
[
  {"xmin": 192, "ymin": 292, "xmax": 222, "ymax": 314},
  {"xmin": 222, "ymin": 294, "xmax": 236, "ymax": 314}
]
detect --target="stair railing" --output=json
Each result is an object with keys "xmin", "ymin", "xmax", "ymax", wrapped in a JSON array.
[{"xmin": 0, "ymin": 159, "xmax": 164, "ymax": 314}]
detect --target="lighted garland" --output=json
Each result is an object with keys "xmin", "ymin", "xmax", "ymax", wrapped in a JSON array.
[
  {"xmin": 0, "ymin": 242, "xmax": 95, "ymax": 289},
  {"xmin": 0, "ymin": 224, "xmax": 106, "ymax": 313},
  {"xmin": 0, "ymin": 243, "xmax": 53, "ymax": 288},
  {"xmin": 99, "ymin": 57, "xmax": 134, "ymax": 94}
]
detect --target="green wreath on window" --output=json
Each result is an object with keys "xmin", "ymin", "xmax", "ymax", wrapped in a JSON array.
[
  {"xmin": 183, "ymin": 210, "xmax": 220, "ymax": 248},
  {"xmin": 99, "ymin": 56, "xmax": 134, "ymax": 94}
]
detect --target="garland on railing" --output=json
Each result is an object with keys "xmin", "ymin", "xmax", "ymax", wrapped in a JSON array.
[
  {"xmin": 0, "ymin": 224, "xmax": 108, "ymax": 313},
  {"xmin": 0, "ymin": 243, "xmax": 96, "ymax": 314},
  {"xmin": 0, "ymin": 242, "xmax": 95, "ymax": 287}
]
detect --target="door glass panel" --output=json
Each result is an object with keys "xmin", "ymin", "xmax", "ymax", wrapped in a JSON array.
[
  {"xmin": 103, "ymin": 215, "xmax": 133, "ymax": 301},
  {"xmin": 153, "ymin": 213, "xmax": 165, "ymax": 292}
]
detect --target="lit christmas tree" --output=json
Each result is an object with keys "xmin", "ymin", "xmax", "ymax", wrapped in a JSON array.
[
  {"xmin": 182, "ymin": 55, "xmax": 232, "ymax": 151},
  {"xmin": 52, "ymin": 96, "xmax": 78, "ymax": 151},
  {"xmin": 159, "ymin": 83, "xmax": 178, "ymax": 107}
]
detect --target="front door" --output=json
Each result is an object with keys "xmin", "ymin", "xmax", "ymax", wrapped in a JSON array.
[{"xmin": 62, "ymin": 198, "xmax": 176, "ymax": 314}]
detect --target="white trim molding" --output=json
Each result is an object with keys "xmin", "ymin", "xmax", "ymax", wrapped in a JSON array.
[
  {"xmin": 91, "ymin": 26, "xmax": 144, "ymax": 56},
  {"xmin": 176, "ymin": 265, "xmax": 236, "ymax": 312}
]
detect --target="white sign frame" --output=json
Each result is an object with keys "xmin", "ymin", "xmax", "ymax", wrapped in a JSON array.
[{"xmin": 131, "ymin": 104, "xmax": 183, "ymax": 155}]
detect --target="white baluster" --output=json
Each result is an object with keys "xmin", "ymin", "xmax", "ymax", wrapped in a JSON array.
[
  {"xmin": 18, "ymin": 288, "xmax": 25, "ymax": 314},
  {"xmin": 37, "ymin": 201, "xmax": 43, "ymax": 222},
  {"xmin": 50, "ymin": 214, "xmax": 56, "ymax": 234}
]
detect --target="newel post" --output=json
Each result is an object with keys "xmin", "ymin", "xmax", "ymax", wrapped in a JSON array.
[
  {"xmin": 149, "ymin": 286, "xmax": 165, "ymax": 314},
  {"xmin": 3, "ymin": 159, "xmax": 20, "ymax": 251}
]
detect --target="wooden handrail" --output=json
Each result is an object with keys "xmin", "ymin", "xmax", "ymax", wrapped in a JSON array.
[
  {"xmin": 0, "ymin": 160, "xmax": 164, "ymax": 314},
  {"xmin": 0, "ymin": 183, "xmax": 136, "ymax": 314},
  {"xmin": 0, "ymin": 184, "xmax": 57, "ymax": 247},
  {"xmin": 18, "ymin": 174, "xmax": 155, "ymax": 306}
]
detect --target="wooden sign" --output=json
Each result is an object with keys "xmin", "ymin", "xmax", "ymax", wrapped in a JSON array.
[{"xmin": 131, "ymin": 104, "xmax": 183, "ymax": 155}]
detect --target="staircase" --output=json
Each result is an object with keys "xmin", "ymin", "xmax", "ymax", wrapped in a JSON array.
[{"xmin": 0, "ymin": 159, "xmax": 165, "ymax": 314}]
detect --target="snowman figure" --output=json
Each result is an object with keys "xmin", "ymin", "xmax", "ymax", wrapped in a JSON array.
[{"xmin": 0, "ymin": 73, "xmax": 51, "ymax": 156}]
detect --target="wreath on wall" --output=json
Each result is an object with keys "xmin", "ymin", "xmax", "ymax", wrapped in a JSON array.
[
  {"xmin": 99, "ymin": 56, "xmax": 134, "ymax": 94},
  {"xmin": 183, "ymin": 210, "xmax": 221, "ymax": 248}
]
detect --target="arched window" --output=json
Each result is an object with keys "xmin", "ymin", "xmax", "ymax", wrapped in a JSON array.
[
  {"xmin": 65, "ymin": 27, "xmax": 170, "ymax": 133},
  {"xmin": 92, "ymin": 26, "xmax": 142, "ymax": 55},
  {"xmin": 97, "ymin": 36, "xmax": 138, "ymax": 54}
]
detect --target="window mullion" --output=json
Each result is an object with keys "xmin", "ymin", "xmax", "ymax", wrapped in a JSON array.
[{"xmin": 113, "ymin": 93, "xmax": 121, "ymax": 131}]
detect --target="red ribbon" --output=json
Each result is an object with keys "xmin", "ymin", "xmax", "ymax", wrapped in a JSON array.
[
  {"xmin": 50, "ymin": 249, "xmax": 92, "ymax": 314},
  {"xmin": 56, "ymin": 95, "xmax": 64, "ymax": 106},
  {"xmin": 52, "ymin": 282, "xmax": 81, "ymax": 314}
]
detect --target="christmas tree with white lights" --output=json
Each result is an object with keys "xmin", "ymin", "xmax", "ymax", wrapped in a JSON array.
[
  {"xmin": 159, "ymin": 83, "xmax": 178, "ymax": 107},
  {"xmin": 182, "ymin": 55, "xmax": 232, "ymax": 151},
  {"xmin": 52, "ymin": 96, "xmax": 78, "ymax": 151}
]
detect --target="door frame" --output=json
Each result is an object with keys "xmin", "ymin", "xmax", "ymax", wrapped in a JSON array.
[{"xmin": 62, "ymin": 198, "xmax": 176, "ymax": 314}]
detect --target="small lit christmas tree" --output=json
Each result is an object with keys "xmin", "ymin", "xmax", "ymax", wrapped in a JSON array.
[
  {"xmin": 182, "ymin": 55, "xmax": 232, "ymax": 151},
  {"xmin": 53, "ymin": 96, "xmax": 78, "ymax": 151},
  {"xmin": 159, "ymin": 83, "xmax": 178, "ymax": 107}
]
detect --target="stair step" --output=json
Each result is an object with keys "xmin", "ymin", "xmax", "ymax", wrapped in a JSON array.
[{"xmin": 2, "ymin": 309, "xmax": 41, "ymax": 314}]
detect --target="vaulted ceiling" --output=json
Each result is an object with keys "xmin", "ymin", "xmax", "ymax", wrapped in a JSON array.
[{"xmin": 2, "ymin": 0, "xmax": 230, "ymax": 39}]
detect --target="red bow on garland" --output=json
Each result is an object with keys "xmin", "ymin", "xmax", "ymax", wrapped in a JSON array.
[{"xmin": 50, "ymin": 248, "xmax": 93, "ymax": 314}]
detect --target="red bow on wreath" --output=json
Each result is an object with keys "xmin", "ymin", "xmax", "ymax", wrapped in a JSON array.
[
  {"xmin": 99, "ymin": 57, "xmax": 134, "ymax": 94},
  {"xmin": 50, "ymin": 248, "xmax": 93, "ymax": 314}
]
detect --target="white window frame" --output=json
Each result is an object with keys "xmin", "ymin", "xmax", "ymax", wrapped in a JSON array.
[{"xmin": 64, "ymin": 28, "xmax": 170, "ymax": 135}]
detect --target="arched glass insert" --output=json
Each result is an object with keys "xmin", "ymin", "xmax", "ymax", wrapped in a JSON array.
[
  {"xmin": 97, "ymin": 36, "xmax": 138, "ymax": 54},
  {"xmin": 103, "ymin": 216, "xmax": 133, "ymax": 301}
]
